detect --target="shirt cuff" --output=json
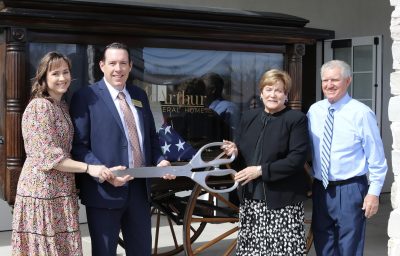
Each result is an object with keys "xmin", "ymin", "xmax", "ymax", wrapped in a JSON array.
[{"xmin": 367, "ymin": 183, "xmax": 382, "ymax": 197}]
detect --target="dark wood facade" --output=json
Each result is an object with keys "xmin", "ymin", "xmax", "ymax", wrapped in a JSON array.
[{"xmin": 0, "ymin": 0, "xmax": 334, "ymax": 205}]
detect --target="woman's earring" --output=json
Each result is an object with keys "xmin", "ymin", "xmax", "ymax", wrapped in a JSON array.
[{"xmin": 260, "ymin": 96, "xmax": 262, "ymax": 100}]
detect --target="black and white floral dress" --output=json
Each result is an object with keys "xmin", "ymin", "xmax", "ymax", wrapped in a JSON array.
[
  {"xmin": 233, "ymin": 107, "xmax": 309, "ymax": 256},
  {"xmin": 236, "ymin": 199, "xmax": 305, "ymax": 255}
]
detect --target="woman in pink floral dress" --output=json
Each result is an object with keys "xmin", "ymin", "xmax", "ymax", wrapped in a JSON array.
[{"xmin": 11, "ymin": 52, "xmax": 121, "ymax": 255}]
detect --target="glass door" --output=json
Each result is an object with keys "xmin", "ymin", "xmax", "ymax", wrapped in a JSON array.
[{"xmin": 323, "ymin": 36, "xmax": 382, "ymax": 127}]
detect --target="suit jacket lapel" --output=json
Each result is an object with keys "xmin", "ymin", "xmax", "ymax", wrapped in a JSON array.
[{"xmin": 96, "ymin": 80, "xmax": 125, "ymax": 133}]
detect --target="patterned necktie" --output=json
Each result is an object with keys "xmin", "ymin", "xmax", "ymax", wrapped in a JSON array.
[
  {"xmin": 321, "ymin": 107, "xmax": 334, "ymax": 188},
  {"xmin": 117, "ymin": 92, "xmax": 143, "ymax": 167}
]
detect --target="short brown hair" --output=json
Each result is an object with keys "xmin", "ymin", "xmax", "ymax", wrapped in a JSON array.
[
  {"xmin": 258, "ymin": 69, "xmax": 292, "ymax": 94},
  {"xmin": 101, "ymin": 42, "xmax": 131, "ymax": 63},
  {"xmin": 30, "ymin": 52, "xmax": 71, "ymax": 101}
]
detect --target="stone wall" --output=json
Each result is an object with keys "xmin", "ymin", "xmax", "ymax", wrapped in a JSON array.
[{"xmin": 389, "ymin": 1, "xmax": 400, "ymax": 255}]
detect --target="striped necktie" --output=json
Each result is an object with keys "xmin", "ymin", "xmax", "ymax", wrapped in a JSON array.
[
  {"xmin": 321, "ymin": 107, "xmax": 334, "ymax": 188},
  {"xmin": 117, "ymin": 92, "xmax": 143, "ymax": 168}
]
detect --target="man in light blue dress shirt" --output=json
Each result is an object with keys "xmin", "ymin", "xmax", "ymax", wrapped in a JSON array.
[
  {"xmin": 202, "ymin": 72, "xmax": 241, "ymax": 139},
  {"xmin": 307, "ymin": 60, "xmax": 387, "ymax": 256}
]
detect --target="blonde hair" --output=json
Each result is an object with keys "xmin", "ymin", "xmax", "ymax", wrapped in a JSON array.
[{"xmin": 258, "ymin": 69, "xmax": 292, "ymax": 94}]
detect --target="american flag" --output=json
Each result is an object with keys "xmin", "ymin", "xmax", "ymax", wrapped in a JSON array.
[{"xmin": 158, "ymin": 123, "xmax": 197, "ymax": 161}]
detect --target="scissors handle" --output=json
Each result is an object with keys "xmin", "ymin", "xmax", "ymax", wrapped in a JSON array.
[
  {"xmin": 189, "ymin": 142, "xmax": 235, "ymax": 169},
  {"xmin": 191, "ymin": 168, "xmax": 238, "ymax": 193}
]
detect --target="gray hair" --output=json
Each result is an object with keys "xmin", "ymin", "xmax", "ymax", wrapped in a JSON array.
[{"xmin": 320, "ymin": 60, "xmax": 352, "ymax": 79}]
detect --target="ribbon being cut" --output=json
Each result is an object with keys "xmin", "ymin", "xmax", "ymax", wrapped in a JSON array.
[{"xmin": 158, "ymin": 123, "xmax": 197, "ymax": 162}]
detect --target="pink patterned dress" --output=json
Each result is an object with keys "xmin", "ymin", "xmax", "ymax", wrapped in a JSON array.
[{"xmin": 11, "ymin": 98, "xmax": 82, "ymax": 256}]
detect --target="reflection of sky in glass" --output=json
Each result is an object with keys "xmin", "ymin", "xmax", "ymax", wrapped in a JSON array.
[
  {"xmin": 143, "ymin": 48, "xmax": 229, "ymax": 76},
  {"xmin": 143, "ymin": 47, "xmax": 283, "ymax": 78}
]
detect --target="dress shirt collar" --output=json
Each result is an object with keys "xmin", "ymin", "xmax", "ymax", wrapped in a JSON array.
[
  {"xmin": 325, "ymin": 93, "xmax": 351, "ymax": 111},
  {"xmin": 103, "ymin": 77, "xmax": 129, "ymax": 101}
]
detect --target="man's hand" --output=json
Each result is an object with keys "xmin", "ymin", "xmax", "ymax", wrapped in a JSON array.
[
  {"xmin": 157, "ymin": 160, "xmax": 170, "ymax": 167},
  {"xmin": 157, "ymin": 160, "xmax": 176, "ymax": 180},
  {"xmin": 107, "ymin": 175, "xmax": 134, "ymax": 187},
  {"xmin": 362, "ymin": 194, "xmax": 379, "ymax": 218},
  {"xmin": 106, "ymin": 166, "xmax": 133, "ymax": 187}
]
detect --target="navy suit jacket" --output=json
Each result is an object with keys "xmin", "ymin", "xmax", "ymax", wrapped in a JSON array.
[{"xmin": 70, "ymin": 79, "xmax": 164, "ymax": 208}]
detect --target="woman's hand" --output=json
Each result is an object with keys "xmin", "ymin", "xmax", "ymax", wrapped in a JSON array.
[
  {"xmin": 87, "ymin": 164, "xmax": 119, "ymax": 182},
  {"xmin": 235, "ymin": 166, "xmax": 262, "ymax": 185},
  {"xmin": 221, "ymin": 140, "xmax": 238, "ymax": 157}
]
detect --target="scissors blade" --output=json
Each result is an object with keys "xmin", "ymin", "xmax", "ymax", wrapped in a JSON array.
[{"xmin": 113, "ymin": 165, "xmax": 187, "ymax": 178}]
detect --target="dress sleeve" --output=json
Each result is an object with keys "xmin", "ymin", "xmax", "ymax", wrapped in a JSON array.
[{"xmin": 22, "ymin": 99, "xmax": 69, "ymax": 171}]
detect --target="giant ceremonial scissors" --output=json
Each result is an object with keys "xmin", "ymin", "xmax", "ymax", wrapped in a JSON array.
[{"xmin": 112, "ymin": 142, "xmax": 238, "ymax": 193}]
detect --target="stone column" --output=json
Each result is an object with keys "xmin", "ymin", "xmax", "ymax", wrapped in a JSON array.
[{"xmin": 389, "ymin": 1, "xmax": 400, "ymax": 255}]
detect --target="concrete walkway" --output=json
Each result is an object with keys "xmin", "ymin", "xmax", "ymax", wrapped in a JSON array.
[{"xmin": 0, "ymin": 193, "xmax": 390, "ymax": 255}]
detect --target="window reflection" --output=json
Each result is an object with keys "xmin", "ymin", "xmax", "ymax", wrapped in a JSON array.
[
  {"xmin": 135, "ymin": 47, "xmax": 283, "ymax": 144},
  {"xmin": 28, "ymin": 43, "xmax": 284, "ymax": 147}
]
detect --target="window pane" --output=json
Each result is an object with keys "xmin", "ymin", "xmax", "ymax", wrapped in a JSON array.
[
  {"xmin": 353, "ymin": 73, "xmax": 372, "ymax": 100},
  {"xmin": 353, "ymin": 45, "xmax": 373, "ymax": 72},
  {"xmin": 333, "ymin": 47, "xmax": 351, "ymax": 65}
]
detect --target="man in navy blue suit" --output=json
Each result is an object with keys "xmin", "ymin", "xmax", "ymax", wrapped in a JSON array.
[{"xmin": 70, "ymin": 42, "xmax": 171, "ymax": 256}]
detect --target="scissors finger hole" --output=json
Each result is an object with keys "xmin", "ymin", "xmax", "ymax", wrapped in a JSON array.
[{"xmin": 205, "ymin": 173, "xmax": 236, "ymax": 191}]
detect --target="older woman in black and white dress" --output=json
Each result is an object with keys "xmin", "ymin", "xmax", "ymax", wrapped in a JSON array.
[{"xmin": 222, "ymin": 69, "xmax": 309, "ymax": 255}]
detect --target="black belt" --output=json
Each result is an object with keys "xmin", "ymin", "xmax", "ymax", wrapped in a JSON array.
[{"xmin": 315, "ymin": 175, "xmax": 367, "ymax": 187}]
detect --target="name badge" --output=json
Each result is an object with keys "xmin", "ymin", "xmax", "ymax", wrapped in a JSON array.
[{"xmin": 132, "ymin": 99, "xmax": 143, "ymax": 108}]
